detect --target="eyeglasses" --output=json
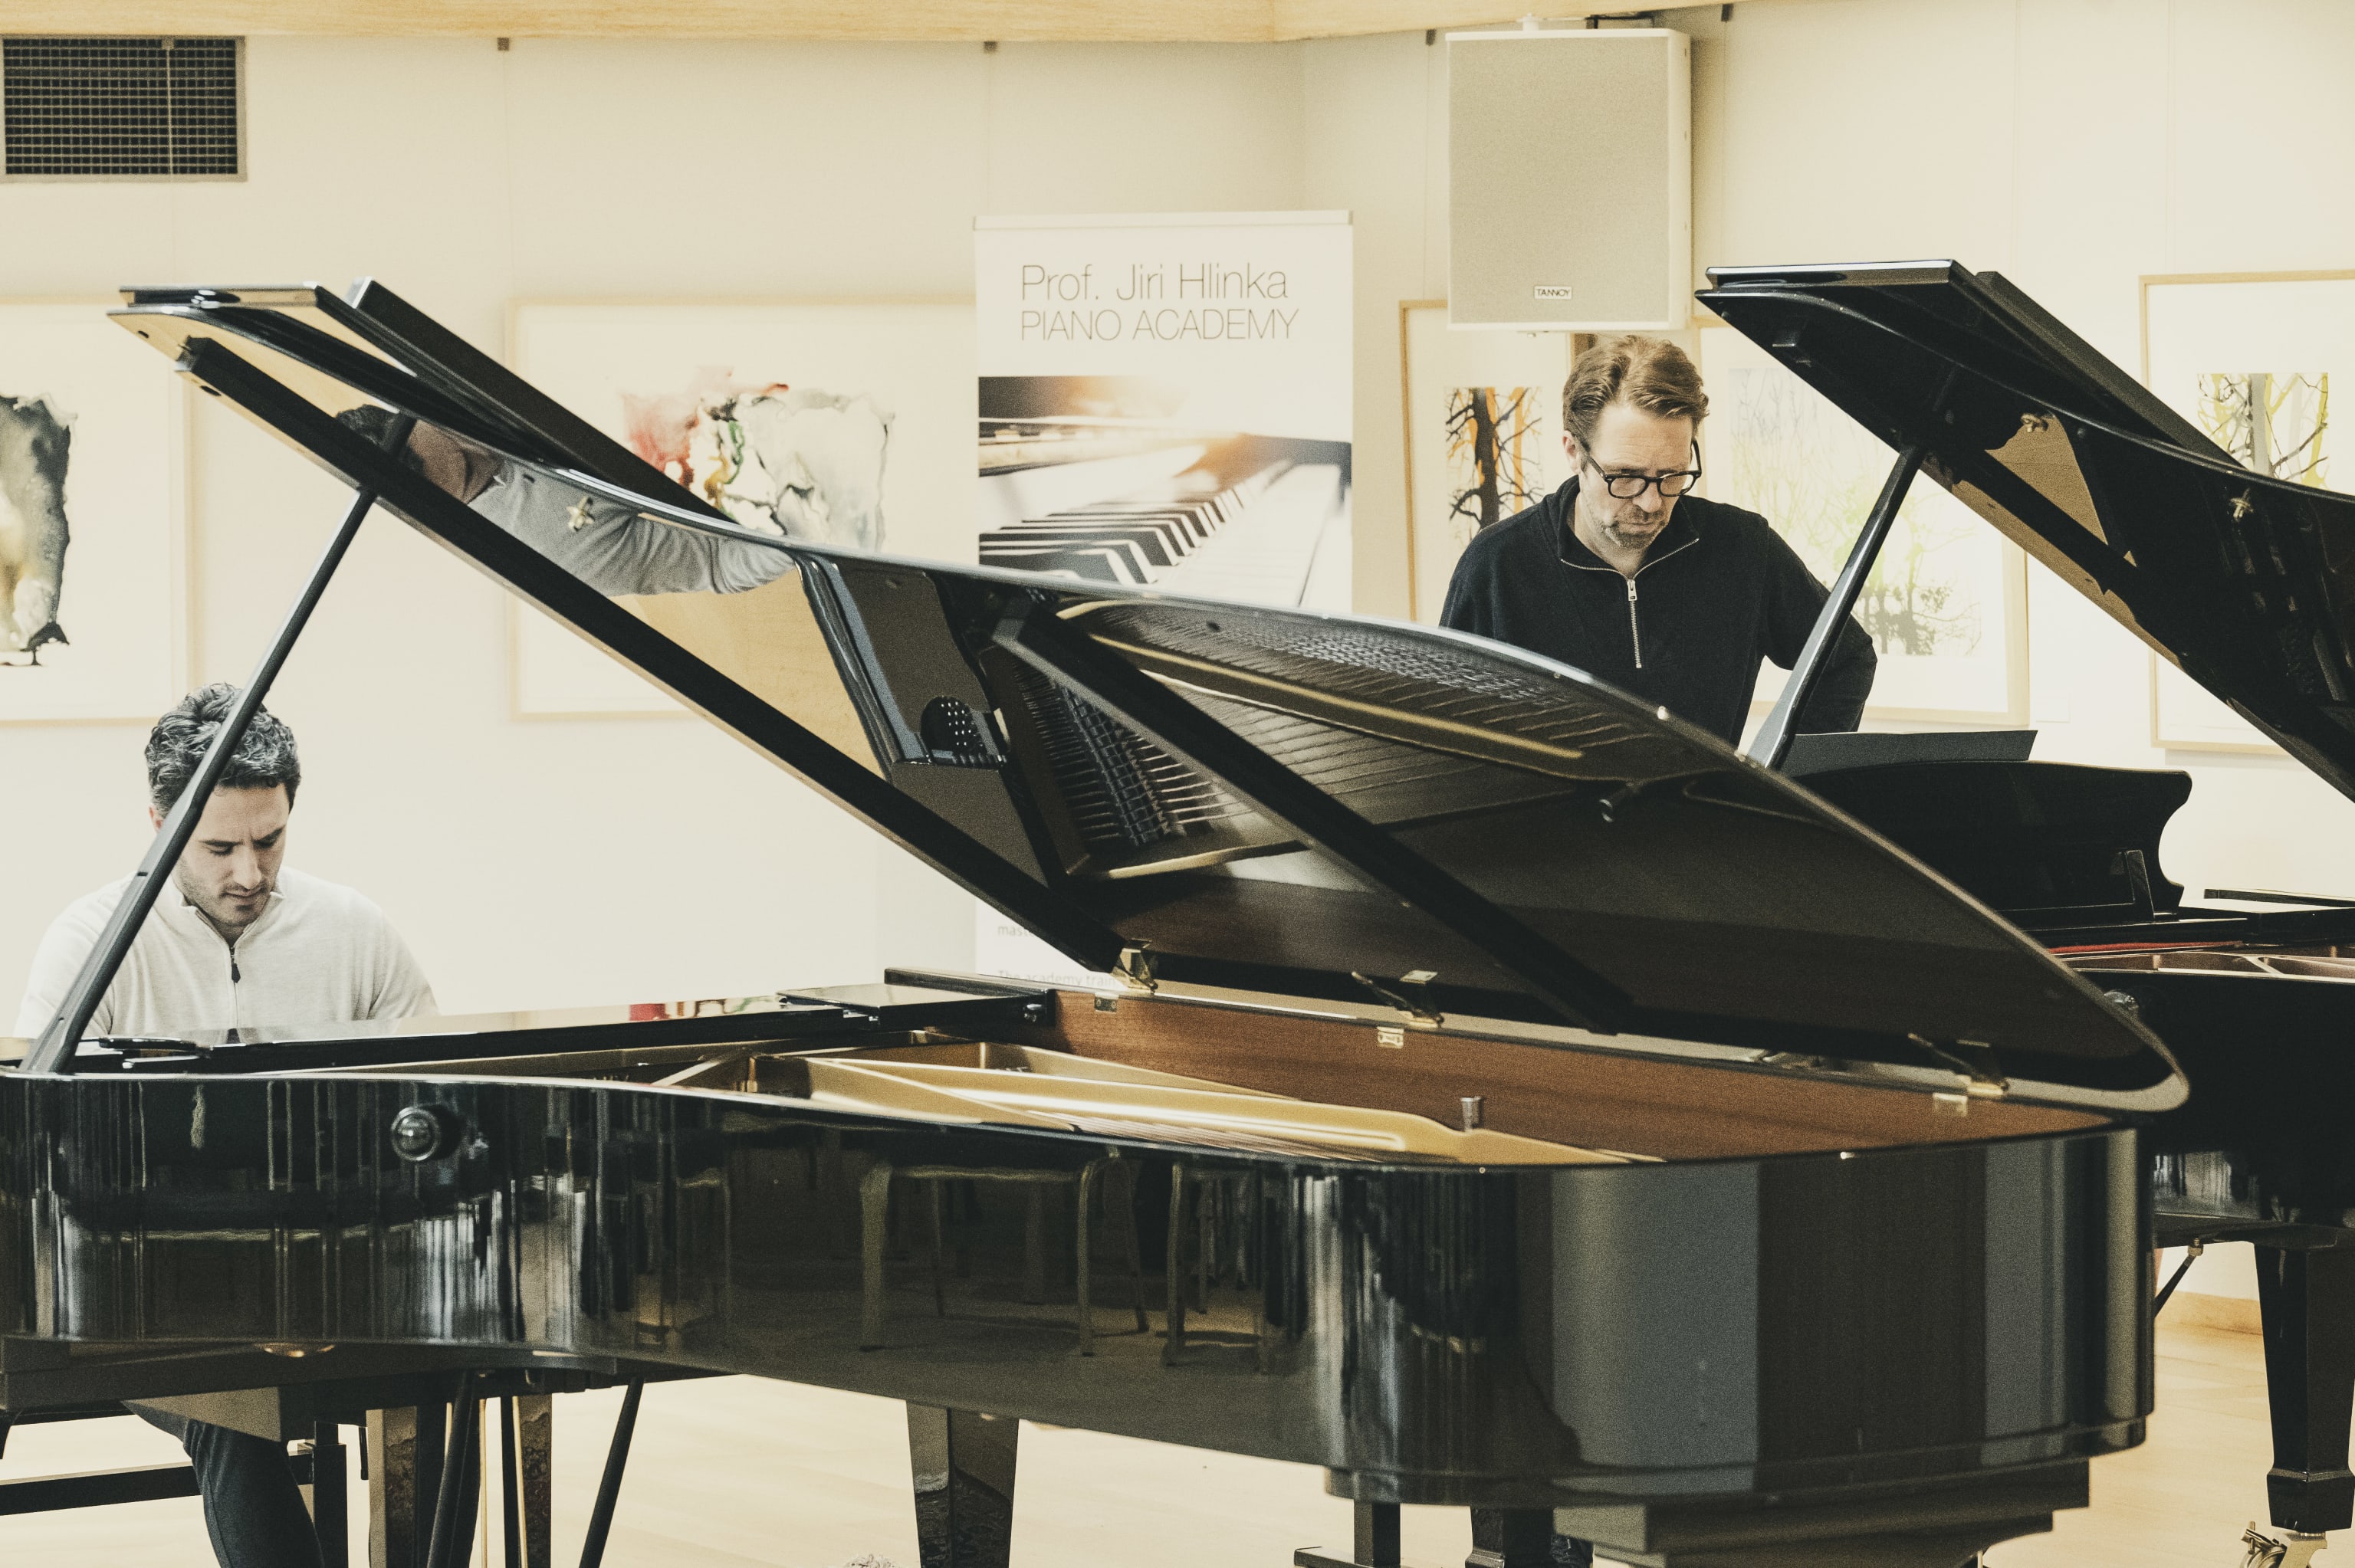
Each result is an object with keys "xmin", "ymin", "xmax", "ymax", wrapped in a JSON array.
[{"xmin": 1583, "ymin": 448, "xmax": 1703, "ymax": 500}]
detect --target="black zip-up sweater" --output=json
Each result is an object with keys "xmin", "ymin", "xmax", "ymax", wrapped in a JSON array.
[{"xmin": 1439, "ymin": 478, "xmax": 1876, "ymax": 746}]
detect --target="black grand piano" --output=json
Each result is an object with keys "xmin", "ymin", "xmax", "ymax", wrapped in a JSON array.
[
  {"xmin": 1703, "ymin": 261, "xmax": 2355, "ymax": 1568},
  {"xmin": 2, "ymin": 281, "xmax": 2179, "ymax": 1568}
]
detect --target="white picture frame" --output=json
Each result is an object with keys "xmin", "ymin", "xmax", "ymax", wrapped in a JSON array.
[
  {"xmin": 0, "ymin": 300, "xmax": 189, "ymax": 725},
  {"xmin": 1696, "ymin": 325, "xmax": 2029, "ymax": 727},
  {"xmin": 2137, "ymin": 270, "xmax": 2355, "ymax": 754},
  {"xmin": 1398, "ymin": 300, "xmax": 1572, "ymax": 625},
  {"xmin": 505, "ymin": 298, "xmax": 976, "ymax": 718}
]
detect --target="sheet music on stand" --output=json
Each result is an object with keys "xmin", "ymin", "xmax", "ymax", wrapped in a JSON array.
[{"xmin": 1779, "ymin": 729, "xmax": 2036, "ymax": 777}]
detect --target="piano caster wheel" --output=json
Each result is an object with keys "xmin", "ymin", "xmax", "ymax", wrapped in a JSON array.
[{"xmin": 2242, "ymin": 1524, "xmax": 2330, "ymax": 1568}]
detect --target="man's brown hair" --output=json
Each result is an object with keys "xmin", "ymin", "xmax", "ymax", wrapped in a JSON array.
[{"xmin": 1562, "ymin": 334, "xmax": 1709, "ymax": 454}]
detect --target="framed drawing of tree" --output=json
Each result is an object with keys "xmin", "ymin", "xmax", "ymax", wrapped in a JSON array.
[
  {"xmin": 1398, "ymin": 300, "xmax": 1572, "ymax": 624},
  {"xmin": 2140, "ymin": 270, "xmax": 2355, "ymax": 753}
]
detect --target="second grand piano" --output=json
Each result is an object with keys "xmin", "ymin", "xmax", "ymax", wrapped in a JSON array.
[{"xmin": 1704, "ymin": 259, "xmax": 2355, "ymax": 1568}]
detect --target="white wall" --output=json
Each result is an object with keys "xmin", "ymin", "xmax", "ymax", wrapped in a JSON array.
[
  {"xmin": 8, "ymin": 14, "xmax": 2355, "ymax": 1307},
  {"xmin": 1, "ymin": 38, "xmax": 1315, "ymax": 1022},
  {"xmin": 1679, "ymin": 0, "xmax": 2355, "ymax": 924}
]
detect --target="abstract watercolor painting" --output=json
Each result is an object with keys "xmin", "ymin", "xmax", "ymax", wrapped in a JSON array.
[{"xmin": 0, "ymin": 303, "xmax": 182, "ymax": 723}]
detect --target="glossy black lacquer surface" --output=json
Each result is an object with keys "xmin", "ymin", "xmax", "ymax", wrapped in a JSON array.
[
  {"xmin": 2081, "ymin": 962, "xmax": 2355, "ymax": 1235},
  {"xmin": 0, "ymin": 1004, "xmax": 2150, "ymax": 1507},
  {"xmin": 1800, "ymin": 761, "xmax": 2192, "ymax": 930},
  {"xmin": 1702, "ymin": 261, "xmax": 2355, "ymax": 801}
]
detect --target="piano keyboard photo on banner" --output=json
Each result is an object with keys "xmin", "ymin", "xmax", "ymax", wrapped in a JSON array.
[
  {"xmin": 973, "ymin": 212, "xmax": 1355, "ymax": 982},
  {"xmin": 976, "ymin": 381, "xmax": 1348, "ymax": 604},
  {"xmin": 973, "ymin": 212, "xmax": 1353, "ymax": 613}
]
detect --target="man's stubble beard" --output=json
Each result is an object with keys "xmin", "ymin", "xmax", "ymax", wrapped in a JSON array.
[
  {"xmin": 174, "ymin": 861, "xmax": 275, "ymax": 943},
  {"xmin": 1581, "ymin": 492, "xmax": 1671, "ymax": 555}
]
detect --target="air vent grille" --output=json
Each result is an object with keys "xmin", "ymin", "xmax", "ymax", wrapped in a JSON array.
[{"xmin": 2, "ymin": 37, "xmax": 241, "ymax": 179}]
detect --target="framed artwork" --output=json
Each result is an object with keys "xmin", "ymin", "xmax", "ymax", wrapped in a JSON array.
[
  {"xmin": 1398, "ymin": 300, "xmax": 1572, "ymax": 624},
  {"xmin": 2151, "ymin": 652, "xmax": 2283, "ymax": 753},
  {"xmin": 1696, "ymin": 326, "xmax": 2029, "ymax": 726},
  {"xmin": 506, "ymin": 300, "xmax": 976, "ymax": 717},
  {"xmin": 0, "ymin": 300, "xmax": 186, "ymax": 724},
  {"xmin": 2137, "ymin": 270, "xmax": 2355, "ymax": 753}
]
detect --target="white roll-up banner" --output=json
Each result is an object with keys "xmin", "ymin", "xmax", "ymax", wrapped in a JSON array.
[{"xmin": 971, "ymin": 210, "xmax": 1355, "ymax": 982}]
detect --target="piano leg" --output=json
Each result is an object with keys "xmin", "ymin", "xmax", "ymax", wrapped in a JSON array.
[
  {"xmin": 1115, "ymin": 1163, "xmax": 1151, "ymax": 1337},
  {"xmin": 862, "ymin": 1161, "xmax": 896, "ymax": 1350},
  {"xmin": 1165, "ymin": 1164, "xmax": 1198, "ymax": 1366},
  {"xmin": 907, "ymin": 1406, "xmax": 1019, "ymax": 1568},
  {"xmin": 312, "ymin": 1422, "xmax": 350, "ymax": 1568},
  {"xmin": 513, "ymin": 1393, "xmax": 553, "ymax": 1568},
  {"xmin": 2251, "ymin": 1244, "xmax": 2355, "ymax": 1561},
  {"xmin": 1296, "ymin": 1501, "xmax": 1407, "ymax": 1568},
  {"xmin": 367, "ymin": 1404, "xmax": 444, "ymax": 1568},
  {"xmin": 1467, "ymin": 1508, "xmax": 1580, "ymax": 1568},
  {"xmin": 498, "ymin": 1399, "xmax": 522, "ymax": 1568}
]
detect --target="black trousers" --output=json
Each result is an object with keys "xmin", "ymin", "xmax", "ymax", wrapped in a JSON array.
[{"xmin": 130, "ymin": 1404, "xmax": 324, "ymax": 1568}]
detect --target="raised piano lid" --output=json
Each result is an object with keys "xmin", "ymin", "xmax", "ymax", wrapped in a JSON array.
[
  {"xmin": 1700, "ymin": 259, "xmax": 2355, "ymax": 802},
  {"xmin": 107, "ymin": 280, "xmax": 2181, "ymax": 1113}
]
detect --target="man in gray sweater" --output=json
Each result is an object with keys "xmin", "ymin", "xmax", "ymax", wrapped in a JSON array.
[{"xmin": 15, "ymin": 684, "xmax": 436, "ymax": 1568}]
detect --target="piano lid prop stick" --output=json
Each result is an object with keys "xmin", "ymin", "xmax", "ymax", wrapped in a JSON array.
[
  {"xmin": 1746, "ymin": 439, "xmax": 1926, "ymax": 774},
  {"xmin": 23, "ymin": 410, "xmax": 416, "ymax": 1075}
]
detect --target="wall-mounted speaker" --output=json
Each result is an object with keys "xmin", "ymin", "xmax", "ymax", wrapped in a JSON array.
[{"xmin": 1447, "ymin": 28, "xmax": 1691, "ymax": 330}]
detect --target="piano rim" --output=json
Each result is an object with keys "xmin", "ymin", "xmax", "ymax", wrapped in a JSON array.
[{"xmin": 8, "ymin": 979, "xmax": 2118, "ymax": 1165}]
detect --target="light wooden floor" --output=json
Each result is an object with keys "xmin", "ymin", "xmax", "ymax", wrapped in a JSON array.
[{"xmin": 0, "ymin": 1319, "xmax": 2291, "ymax": 1568}]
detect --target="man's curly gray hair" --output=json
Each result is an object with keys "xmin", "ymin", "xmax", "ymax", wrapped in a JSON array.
[{"xmin": 145, "ymin": 683, "xmax": 301, "ymax": 814}]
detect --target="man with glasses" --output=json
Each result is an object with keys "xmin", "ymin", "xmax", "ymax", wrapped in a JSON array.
[{"xmin": 1441, "ymin": 334, "xmax": 1874, "ymax": 746}]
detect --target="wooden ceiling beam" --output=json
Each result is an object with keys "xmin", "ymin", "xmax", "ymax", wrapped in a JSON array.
[{"xmin": 0, "ymin": 2, "xmax": 1719, "ymax": 44}]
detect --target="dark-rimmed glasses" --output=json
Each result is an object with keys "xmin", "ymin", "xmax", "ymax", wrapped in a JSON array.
[{"xmin": 1584, "ymin": 446, "xmax": 1703, "ymax": 500}]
